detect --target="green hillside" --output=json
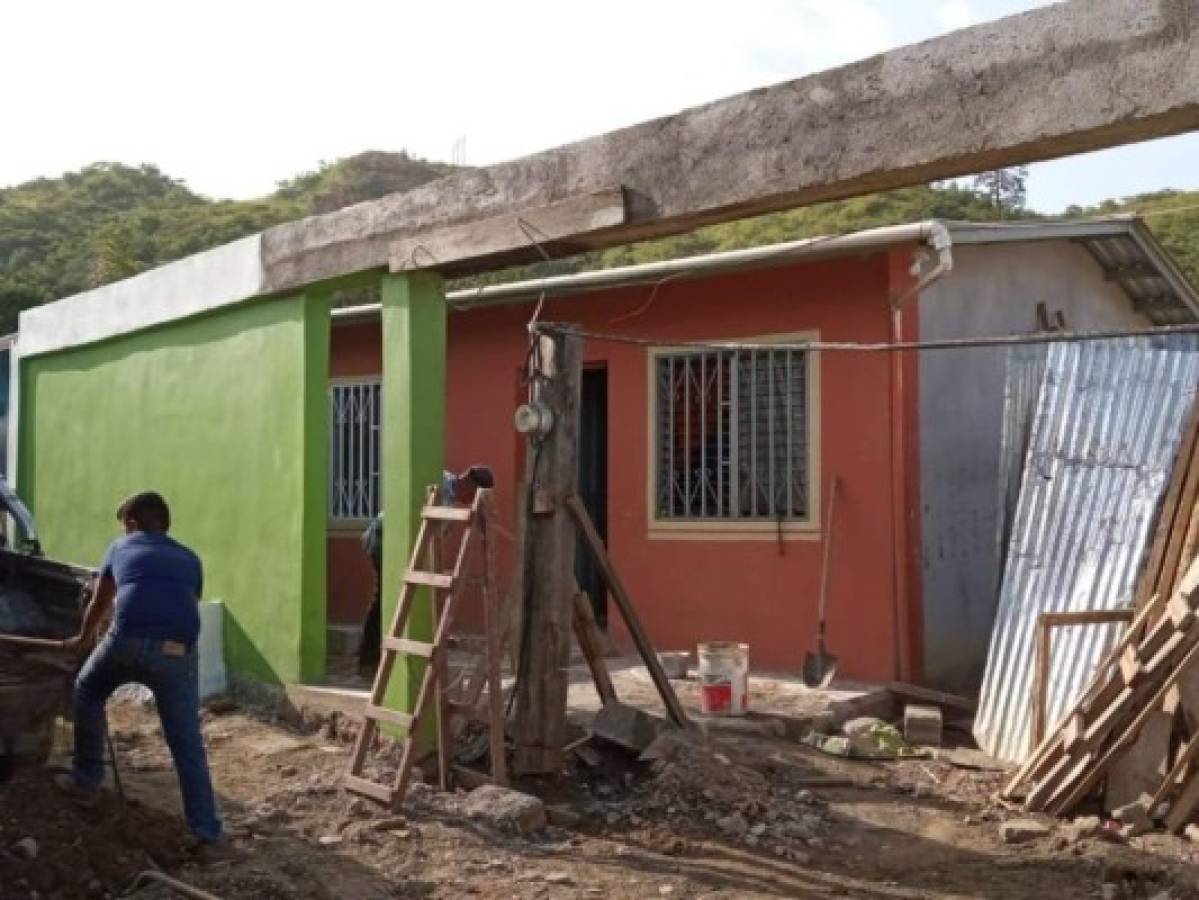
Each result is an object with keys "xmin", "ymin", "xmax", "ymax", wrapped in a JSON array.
[{"xmin": 1, "ymin": 152, "xmax": 1195, "ymax": 333}]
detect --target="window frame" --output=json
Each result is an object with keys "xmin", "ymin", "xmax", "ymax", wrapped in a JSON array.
[
  {"xmin": 645, "ymin": 332, "xmax": 821, "ymax": 540},
  {"xmin": 328, "ymin": 375, "xmax": 383, "ymax": 532}
]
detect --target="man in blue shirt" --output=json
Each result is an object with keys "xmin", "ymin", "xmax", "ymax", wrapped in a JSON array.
[{"xmin": 55, "ymin": 492, "xmax": 222, "ymax": 847}]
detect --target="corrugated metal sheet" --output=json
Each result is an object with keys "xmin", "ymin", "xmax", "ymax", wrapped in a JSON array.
[
  {"xmin": 993, "ymin": 344, "xmax": 1049, "ymax": 598},
  {"xmin": 1081, "ymin": 235, "xmax": 1193, "ymax": 326},
  {"xmin": 975, "ymin": 337, "xmax": 1199, "ymax": 762}
]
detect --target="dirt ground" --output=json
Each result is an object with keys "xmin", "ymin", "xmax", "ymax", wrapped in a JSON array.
[{"xmin": 5, "ymin": 685, "xmax": 1199, "ymax": 900}]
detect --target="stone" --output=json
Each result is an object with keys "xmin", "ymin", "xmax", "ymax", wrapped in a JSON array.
[
  {"xmin": 1112, "ymin": 797, "xmax": 1153, "ymax": 838},
  {"xmin": 463, "ymin": 784, "xmax": 547, "ymax": 835},
  {"xmin": 318, "ymin": 835, "xmax": 344, "ymax": 847},
  {"xmin": 903, "ymin": 705, "xmax": 943, "ymax": 747},
  {"xmin": 10, "ymin": 837, "xmax": 37, "ymax": 860},
  {"xmin": 1000, "ymin": 819, "xmax": 1052, "ymax": 844},
  {"xmin": 1062, "ymin": 815, "xmax": 1123, "ymax": 845},
  {"xmin": 592, "ymin": 702, "xmax": 665, "ymax": 754},
  {"xmin": 546, "ymin": 805, "xmax": 582, "ymax": 829},
  {"xmin": 639, "ymin": 731, "xmax": 691, "ymax": 763},
  {"xmin": 544, "ymin": 872, "xmax": 573, "ymax": 885}
]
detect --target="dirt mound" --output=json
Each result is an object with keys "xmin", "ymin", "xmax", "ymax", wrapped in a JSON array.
[{"xmin": 0, "ymin": 768, "xmax": 190, "ymax": 899}]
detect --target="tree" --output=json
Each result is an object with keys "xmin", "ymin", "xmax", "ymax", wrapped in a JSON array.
[{"xmin": 973, "ymin": 166, "xmax": 1029, "ymax": 217}]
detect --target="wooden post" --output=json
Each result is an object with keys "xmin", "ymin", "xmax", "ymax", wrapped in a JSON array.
[{"xmin": 512, "ymin": 331, "xmax": 582, "ymax": 775}]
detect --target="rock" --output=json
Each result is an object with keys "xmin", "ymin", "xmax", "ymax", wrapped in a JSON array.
[
  {"xmin": 318, "ymin": 835, "xmax": 343, "ymax": 847},
  {"xmin": 1112, "ymin": 797, "xmax": 1153, "ymax": 838},
  {"xmin": 546, "ymin": 805, "xmax": 582, "ymax": 828},
  {"xmin": 716, "ymin": 812, "xmax": 749, "ymax": 837},
  {"xmin": 1185, "ymin": 823, "xmax": 1199, "ymax": 844},
  {"xmin": 902, "ymin": 704, "xmax": 943, "ymax": 747},
  {"xmin": 544, "ymin": 872, "xmax": 573, "ymax": 885},
  {"xmin": 592, "ymin": 702, "xmax": 665, "ymax": 753},
  {"xmin": 1000, "ymin": 819, "xmax": 1052, "ymax": 844},
  {"xmin": 658, "ymin": 887, "xmax": 676, "ymax": 897},
  {"xmin": 463, "ymin": 784, "xmax": 547, "ymax": 835},
  {"xmin": 10, "ymin": 837, "xmax": 37, "ymax": 860},
  {"xmin": 749, "ymin": 823, "xmax": 767, "ymax": 837},
  {"xmin": 842, "ymin": 717, "xmax": 887, "ymax": 739},
  {"xmin": 639, "ymin": 731, "xmax": 692, "ymax": 763},
  {"xmin": 279, "ymin": 764, "xmax": 298, "ymax": 778}
]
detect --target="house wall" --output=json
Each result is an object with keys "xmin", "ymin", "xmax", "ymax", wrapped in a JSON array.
[
  {"xmin": 917, "ymin": 240, "xmax": 1148, "ymax": 691},
  {"xmin": 18, "ymin": 293, "xmax": 330, "ymax": 684},
  {"xmin": 329, "ymin": 251, "xmax": 919, "ymax": 680}
]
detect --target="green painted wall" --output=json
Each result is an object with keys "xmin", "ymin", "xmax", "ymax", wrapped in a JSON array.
[
  {"xmin": 18, "ymin": 292, "xmax": 330, "ymax": 684},
  {"xmin": 380, "ymin": 272, "xmax": 446, "ymax": 724}
]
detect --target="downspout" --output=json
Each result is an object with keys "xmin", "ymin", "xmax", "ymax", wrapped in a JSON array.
[{"xmin": 888, "ymin": 223, "xmax": 953, "ymax": 682}]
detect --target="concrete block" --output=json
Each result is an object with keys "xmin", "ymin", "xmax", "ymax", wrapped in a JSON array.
[
  {"xmin": 903, "ymin": 704, "xmax": 943, "ymax": 747},
  {"xmin": 592, "ymin": 702, "xmax": 665, "ymax": 754},
  {"xmin": 462, "ymin": 785, "xmax": 547, "ymax": 835},
  {"xmin": 1000, "ymin": 818, "xmax": 1052, "ymax": 844}
]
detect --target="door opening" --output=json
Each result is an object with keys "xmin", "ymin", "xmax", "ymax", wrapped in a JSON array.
[{"xmin": 576, "ymin": 367, "xmax": 609, "ymax": 627}]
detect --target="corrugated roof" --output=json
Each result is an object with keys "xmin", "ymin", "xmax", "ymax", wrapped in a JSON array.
[
  {"xmin": 974, "ymin": 336, "xmax": 1199, "ymax": 763},
  {"xmin": 330, "ymin": 216, "xmax": 1199, "ymax": 326}
]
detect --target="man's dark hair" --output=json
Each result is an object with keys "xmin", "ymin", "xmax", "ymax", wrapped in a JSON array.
[{"xmin": 116, "ymin": 492, "xmax": 171, "ymax": 532}]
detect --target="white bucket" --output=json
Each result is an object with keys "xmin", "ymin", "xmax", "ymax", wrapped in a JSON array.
[{"xmin": 697, "ymin": 642, "xmax": 749, "ymax": 716}]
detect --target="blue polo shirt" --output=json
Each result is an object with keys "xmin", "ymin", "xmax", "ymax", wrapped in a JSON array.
[{"xmin": 100, "ymin": 531, "xmax": 204, "ymax": 644}]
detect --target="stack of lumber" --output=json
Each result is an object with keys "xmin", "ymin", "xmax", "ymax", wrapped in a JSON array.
[{"xmin": 1003, "ymin": 398, "xmax": 1199, "ymax": 830}]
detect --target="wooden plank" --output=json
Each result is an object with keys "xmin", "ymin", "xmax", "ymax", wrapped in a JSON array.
[
  {"xmin": 1007, "ymin": 593, "xmax": 1169, "ymax": 801},
  {"xmin": 382, "ymin": 637, "xmax": 435, "ymax": 658},
  {"xmin": 512, "ymin": 332, "xmax": 583, "ymax": 775},
  {"xmin": 405, "ymin": 571, "xmax": 455, "ymax": 590},
  {"xmin": 1167, "ymin": 773, "xmax": 1199, "ymax": 832},
  {"xmin": 342, "ymin": 773, "xmax": 395, "ymax": 805},
  {"xmin": 422, "ymin": 505, "xmax": 473, "ymax": 522},
  {"xmin": 1033, "ymin": 618, "xmax": 1051, "ymax": 748},
  {"xmin": 1049, "ymin": 633, "xmax": 1199, "ymax": 816},
  {"xmin": 366, "ymin": 705, "xmax": 415, "ymax": 730},
  {"xmin": 1153, "ymin": 729, "xmax": 1199, "ymax": 809},
  {"xmin": 568, "ymin": 493, "xmax": 689, "ymax": 728},
  {"xmin": 573, "ymin": 590, "xmax": 618, "ymax": 706},
  {"xmin": 1039, "ymin": 610, "xmax": 1135, "ymax": 627},
  {"xmin": 390, "ymin": 189, "xmax": 628, "ymax": 274},
  {"xmin": 1135, "ymin": 395, "xmax": 1199, "ymax": 610},
  {"xmin": 1157, "ymin": 437, "xmax": 1199, "ymax": 605}
]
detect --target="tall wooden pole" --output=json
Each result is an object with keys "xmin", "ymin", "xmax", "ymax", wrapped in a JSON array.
[{"xmin": 512, "ymin": 331, "xmax": 582, "ymax": 775}]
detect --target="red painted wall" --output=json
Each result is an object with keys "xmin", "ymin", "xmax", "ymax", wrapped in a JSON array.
[
  {"xmin": 327, "ymin": 251, "xmax": 922, "ymax": 680},
  {"xmin": 328, "ymin": 320, "xmax": 383, "ymax": 626}
]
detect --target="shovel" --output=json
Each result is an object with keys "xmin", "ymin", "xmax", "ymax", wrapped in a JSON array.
[{"xmin": 803, "ymin": 476, "xmax": 839, "ymax": 689}]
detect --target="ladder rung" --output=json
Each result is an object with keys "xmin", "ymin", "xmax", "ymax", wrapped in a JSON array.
[
  {"xmin": 365, "ymin": 704, "xmax": 415, "ymax": 730},
  {"xmin": 422, "ymin": 505, "xmax": 472, "ymax": 522},
  {"xmin": 405, "ymin": 571, "xmax": 454, "ymax": 590},
  {"xmin": 383, "ymin": 637, "xmax": 435, "ymax": 658},
  {"xmin": 343, "ymin": 773, "xmax": 395, "ymax": 804}
]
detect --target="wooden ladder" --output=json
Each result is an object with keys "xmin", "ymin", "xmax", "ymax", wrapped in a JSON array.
[{"xmin": 344, "ymin": 486, "xmax": 506, "ymax": 806}]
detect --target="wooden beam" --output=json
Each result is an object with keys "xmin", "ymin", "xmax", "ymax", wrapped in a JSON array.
[
  {"xmin": 259, "ymin": 0, "xmax": 1199, "ymax": 290},
  {"xmin": 573, "ymin": 590, "xmax": 617, "ymax": 706},
  {"xmin": 511, "ymin": 332, "xmax": 582, "ymax": 775},
  {"xmin": 567, "ymin": 494, "xmax": 690, "ymax": 728}
]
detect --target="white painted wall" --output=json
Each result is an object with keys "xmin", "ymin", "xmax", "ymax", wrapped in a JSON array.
[{"xmin": 918, "ymin": 240, "xmax": 1147, "ymax": 691}]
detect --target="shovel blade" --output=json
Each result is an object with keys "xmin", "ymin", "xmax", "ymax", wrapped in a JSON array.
[{"xmin": 802, "ymin": 651, "xmax": 838, "ymax": 689}]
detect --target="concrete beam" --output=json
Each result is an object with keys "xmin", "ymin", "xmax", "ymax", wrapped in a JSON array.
[{"xmin": 261, "ymin": 0, "xmax": 1199, "ymax": 290}]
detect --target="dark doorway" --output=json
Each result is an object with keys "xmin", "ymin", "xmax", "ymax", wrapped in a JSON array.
[{"xmin": 576, "ymin": 367, "xmax": 609, "ymax": 627}]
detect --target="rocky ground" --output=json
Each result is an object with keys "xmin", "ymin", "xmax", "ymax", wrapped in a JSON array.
[{"xmin": 5, "ymin": 689, "xmax": 1199, "ymax": 899}]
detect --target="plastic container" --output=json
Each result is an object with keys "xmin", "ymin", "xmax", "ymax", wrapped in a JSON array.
[{"xmin": 697, "ymin": 641, "xmax": 749, "ymax": 716}]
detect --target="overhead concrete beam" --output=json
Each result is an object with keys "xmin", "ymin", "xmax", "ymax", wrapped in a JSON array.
[{"xmin": 262, "ymin": 0, "xmax": 1199, "ymax": 290}]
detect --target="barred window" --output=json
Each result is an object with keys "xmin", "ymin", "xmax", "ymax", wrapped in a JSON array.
[
  {"xmin": 329, "ymin": 380, "xmax": 381, "ymax": 522},
  {"xmin": 654, "ymin": 348, "xmax": 809, "ymax": 522}
]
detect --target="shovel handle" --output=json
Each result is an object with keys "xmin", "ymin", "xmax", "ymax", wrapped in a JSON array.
[{"xmin": 817, "ymin": 477, "xmax": 839, "ymax": 624}]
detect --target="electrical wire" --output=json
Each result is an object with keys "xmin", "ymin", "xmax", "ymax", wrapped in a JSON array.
[{"xmin": 531, "ymin": 320, "xmax": 1199, "ymax": 354}]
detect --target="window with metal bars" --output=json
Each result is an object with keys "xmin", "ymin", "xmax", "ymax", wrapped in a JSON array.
[
  {"xmin": 654, "ymin": 348, "xmax": 809, "ymax": 522},
  {"xmin": 329, "ymin": 380, "xmax": 382, "ymax": 522}
]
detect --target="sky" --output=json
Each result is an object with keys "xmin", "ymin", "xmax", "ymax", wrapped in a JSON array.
[{"xmin": 2, "ymin": 0, "xmax": 1196, "ymax": 214}]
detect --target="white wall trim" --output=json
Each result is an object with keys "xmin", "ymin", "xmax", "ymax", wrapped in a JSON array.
[{"xmin": 16, "ymin": 234, "xmax": 266, "ymax": 359}]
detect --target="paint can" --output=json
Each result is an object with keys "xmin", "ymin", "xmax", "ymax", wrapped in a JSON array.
[{"xmin": 697, "ymin": 642, "xmax": 749, "ymax": 716}]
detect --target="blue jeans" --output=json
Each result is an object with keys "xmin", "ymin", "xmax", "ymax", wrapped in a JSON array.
[{"xmin": 73, "ymin": 634, "xmax": 222, "ymax": 842}]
